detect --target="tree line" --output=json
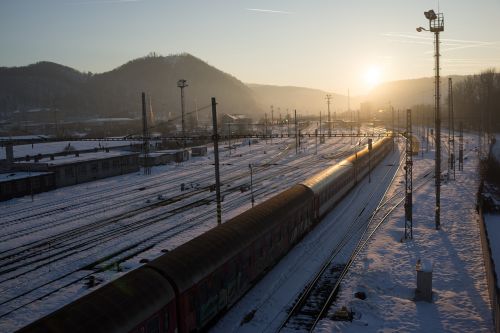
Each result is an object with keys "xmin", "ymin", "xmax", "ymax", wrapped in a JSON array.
[{"xmin": 453, "ymin": 68, "xmax": 500, "ymax": 133}]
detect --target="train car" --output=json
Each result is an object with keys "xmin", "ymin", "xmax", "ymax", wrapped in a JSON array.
[
  {"xmin": 301, "ymin": 160, "xmax": 354, "ymax": 219},
  {"xmin": 17, "ymin": 268, "xmax": 177, "ymax": 333},
  {"xmin": 147, "ymin": 185, "xmax": 314, "ymax": 332},
  {"xmin": 303, "ymin": 137, "xmax": 393, "ymax": 219}
]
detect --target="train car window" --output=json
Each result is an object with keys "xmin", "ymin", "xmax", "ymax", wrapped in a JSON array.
[
  {"xmin": 147, "ymin": 316, "xmax": 160, "ymax": 333},
  {"xmin": 163, "ymin": 310, "xmax": 170, "ymax": 332}
]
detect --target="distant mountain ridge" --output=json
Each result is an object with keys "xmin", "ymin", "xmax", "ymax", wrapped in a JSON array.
[
  {"xmin": 0, "ymin": 54, "xmax": 478, "ymax": 125},
  {"xmin": 0, "ymin": 54, "xmax": 262, "ymax": 122}
]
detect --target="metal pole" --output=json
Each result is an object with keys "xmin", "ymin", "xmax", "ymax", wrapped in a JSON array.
[
  {"xmin": 249, "ymin": 164, "xmax": 254, "ymax": 207},
  {"xmin": 295, "ymin": 109, "xmax": 298, "ymax": 154},
  {"xmin": 405, "ymin": 109, "xmax": 413, "ymax": 239},
  {"xmin": 448, "ymin": 78, "xmax": 452, "ymax": 181},
  {"xmin": 392, "ymin": 105, "xmax": 395, "ymax": 151},
  {"xmin": 271, "ymin": 105, "xmax": 274, "ymax": 144},
  {"xmin": 326, "ymin": 94, "xmax": 332, "ymax": 136},
  {"xmin": 315, "ymin": 129, "xmax": 318, "ymax": 154},
  {"xmin": 142, "ymin": 92, "xmax": 150, "ymax": 175},
  {"xmin": 177, "ymin": 79, "xmax": 188, "ymax": 148},
  {"xmin": 211, "ymin": 97, "xmax": 222, "ymax": 225},
  {"xmin": 450, "ymin": 78, "xmax": 456, "ymax": 180},
  {"xmin": 265, "ymin": 113, "xmax": 268, "ymax": 144},
  {"xmin": 459, "ymin": 121, "xmax": 464, "ymax": 171},
  {"xmin": 434, "ymin": 30, "xmax": 441, "ymax": 230},
  {"xmin": 228, "ymin": 123, "xmax": 231, "ymax": 156},
  {"xmin": 368, "ymin": 138, "xmax": 372, "ymax": 183},
  {"xmin": 287, "ymin": 109, "xmax": 290, "ymax": 137},
  {"xmin": 319, "ymin": 111, "xmax": 322, "ymax": 138}
]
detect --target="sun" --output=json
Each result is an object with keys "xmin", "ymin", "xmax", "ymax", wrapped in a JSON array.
[{"xmin": 364, "ymin": 66, "xmax": 382, "ymax": 88}]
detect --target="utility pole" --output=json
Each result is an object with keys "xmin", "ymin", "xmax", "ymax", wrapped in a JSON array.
[
  {"xmin": 326, "ymin": 94, "xmax": 332, "ymax": 136},
  {"xmin": 448, "ymin": 77, "xmax": 455, "ymax": 180},
  {"xmin": 177, "ymin": 79, "xmax": 188, "ymax": 148},
  {"xmin": 287, "ymin": 109, "xmax": 290, "ymax": 137},
  {"xmin": 459, "ymin": 121, "xmax": 464, "ymax": 171},
  {"xmin": 271, "ymin": 105, "xmax": 274, "ymax": 144},
  {"xmin": 211, "ymin": 97, "xmax": 222, "ymax": 225},
  {"xmin": 405, "ymin": 109, "xmax": 413, "ymax": 239},
  {"xmin": 368, "ymin": 138, "xmax": 372, "ymax": 183},
  {"xmin": 349, "ymin": 89, "xmax": 353, "ymax": 145},
  {"xmin": 227, "ymin": 123, "xmax": 231, "ymax": 156},
  {"xmin": 295, "ymin": 109, "xmax": 298, "ymax": 154},
  {"xmin": 264, "ymin": 113, "xmax": 268, "ymax": 144},
  {"xmin": 315, "ymin": 129, "xmax": 318, "ymax": 154},
  {"xmin": 319, "ymin": 111, "xmax": 322, "ymax": 134},
  {"xmin": 142, "ymin": 92, "xmax": 151, "ymax": 175},
  {"xmin": 249, "ymin": 164, "xmax": 255, "ymax": 207},
  {"xmin": 391, "ymin": 103, "xmax": 395, "ymax": 151}
]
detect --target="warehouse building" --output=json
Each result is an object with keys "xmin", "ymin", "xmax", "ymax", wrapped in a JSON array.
[{"xmin": 13, "ymin": 150, "xmax": 140, "ymax": 188}]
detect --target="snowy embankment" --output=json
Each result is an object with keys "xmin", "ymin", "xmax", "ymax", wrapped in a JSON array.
[
  {"xmin": 324, "ymin": 134, "xmax": 492, "ymax": 332},
  {"xmin": 484, "ymin": 134, "xmax": 500, "ymax": 287}
]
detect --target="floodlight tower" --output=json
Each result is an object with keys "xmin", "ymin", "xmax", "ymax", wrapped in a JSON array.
[
  {"xmin": 177, "ymin": 79, "xmax": 188, "ymax": 147},
  {"xmin": 417, "ymin": 9, "xmax": 444, "ymax": 230}
]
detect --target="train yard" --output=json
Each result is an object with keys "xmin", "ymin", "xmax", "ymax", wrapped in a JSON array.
[
  {"xmin": 0, "ymin": 127, "xmax": 379, "ymax": 332},
  {"xmin": 212, "ymin": 132, "xmax": 492, "ymax": 333}
]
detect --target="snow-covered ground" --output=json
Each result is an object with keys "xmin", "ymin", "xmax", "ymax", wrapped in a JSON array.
[
  {"xmin": 213, "ymin": 133, "xmax": 493, "ymax": 332},
  {"xmin": 0, "ymin": 127, "xmax": 380, "ymax": 332}
]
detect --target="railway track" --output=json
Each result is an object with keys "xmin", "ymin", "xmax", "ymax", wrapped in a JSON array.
[
  {"xmin": 278, "ymin": 143, "xmax": 436, "ymax": 332},
  {"xmin": 0, "ymin": 136, "xmax": 361, "ymax": 321}
]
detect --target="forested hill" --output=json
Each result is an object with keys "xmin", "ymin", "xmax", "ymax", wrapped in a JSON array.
[{"xmin": 0, "ymin": 54, "xmax": 261, "ymax": 121}]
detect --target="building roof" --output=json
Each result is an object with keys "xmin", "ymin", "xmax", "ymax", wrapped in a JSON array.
[
  {"xmin": 16, "ymin": 151, "xmax": 139, "ymax": 167},
  {"xmin": 0, "ymin": 171, "xmax": 53, "ymax": 183},
  {"xmin": 223, "ymin": 114, "xmax": 252, "ymax": 121}
]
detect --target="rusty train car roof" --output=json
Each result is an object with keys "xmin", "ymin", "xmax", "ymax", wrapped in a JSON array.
[{"xmin": 18, "ymin": 268, "xmax": 175, "ymax": 333}]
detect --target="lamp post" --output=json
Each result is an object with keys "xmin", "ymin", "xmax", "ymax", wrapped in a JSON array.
[
  {"xmin": 417, "ymin": 9, "xmax": 444, "ymax": 230},
  {"xmin": 177, "ymin": 79, "xmax": 188, "ymax": 148}
]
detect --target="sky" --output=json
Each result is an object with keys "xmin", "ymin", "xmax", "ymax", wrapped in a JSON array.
[{"xmin": 1, "ymin": 0, "xmax": 499, "ymax": 95}]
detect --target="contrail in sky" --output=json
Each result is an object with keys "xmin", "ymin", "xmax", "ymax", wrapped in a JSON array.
[
  {"xmin": 68, "ymin": 0, "xmax": 145, "ymax": 5},
  {"xmin": 383, "ymin": 32, "xmax": 500, "ymax": 53},
  {"xmin": 245, "ymin": 8, "xmax": 292, "ymax": 14}
]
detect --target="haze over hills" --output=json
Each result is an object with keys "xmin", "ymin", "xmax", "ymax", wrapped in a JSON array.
[
  {"xmin": 365, "ymin": 75, "xmax": 467, "ymax": 110},
  {"xmin": 0, "ymin": 52, "xmax": 484, "ymax": 127},
  {"xmin": 248, "ymin": 84, "xmax": 363, "ymax": 117}
]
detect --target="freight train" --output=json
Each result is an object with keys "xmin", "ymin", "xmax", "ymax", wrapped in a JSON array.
[{"xmin": 19, "ymin": 137, "xmax": 393, "ymax": 333}]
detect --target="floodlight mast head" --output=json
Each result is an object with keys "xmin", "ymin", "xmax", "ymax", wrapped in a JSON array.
[
  {"xmin": 423, "ymin": 9, "xmax": 444, "ymax": 33},
  {"xmin": 424, "ymin": 10, "xmax": 437, "ymax": 20}
]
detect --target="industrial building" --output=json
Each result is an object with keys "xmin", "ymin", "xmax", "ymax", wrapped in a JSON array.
[
  {"xmin": 139, "ymin": 149, "xmax": 190, "ymax": 167},
  {"xmin": 13, "ymin": 150, "xmax": 140, "ymax": 188},
  {"xmin": 0, "ymin": 171, "xmax": 55, "ymax": 201},
  {"xmin": 222, "ymin": 114, "xmax": 252, "ymax": 135}
]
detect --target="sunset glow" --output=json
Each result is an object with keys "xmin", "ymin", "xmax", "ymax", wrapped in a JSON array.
[{"xmin": 364, "ymin": 66, "xmax": 382, "ymax": 88}]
